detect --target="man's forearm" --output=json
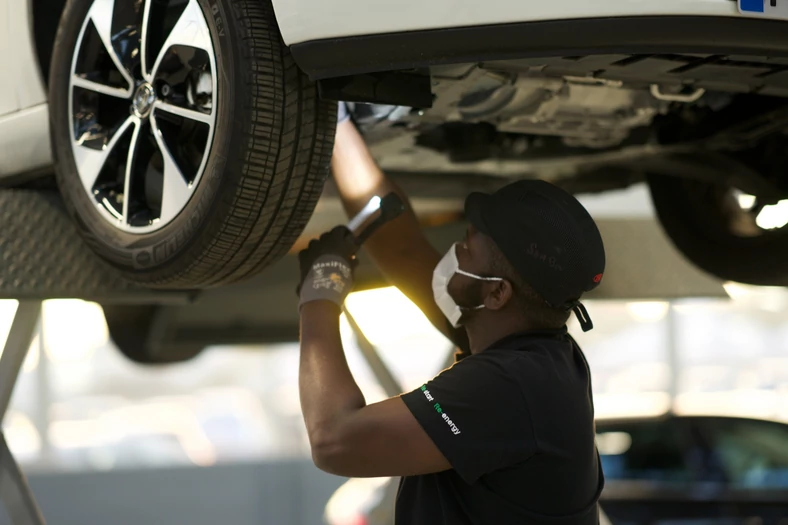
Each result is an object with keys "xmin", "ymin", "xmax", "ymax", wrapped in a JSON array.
[
  {"xmin": 299, "ymin": 301, "xmax": 366, "ymax": 449},
  {"xmin": 331, "ymin": 120, "xmax": 407, "ymax": 217}
]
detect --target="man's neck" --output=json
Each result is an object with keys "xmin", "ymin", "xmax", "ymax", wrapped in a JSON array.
[{"xmin": 464, "ymin": 315, "xmax": 536, "ymax": 355}]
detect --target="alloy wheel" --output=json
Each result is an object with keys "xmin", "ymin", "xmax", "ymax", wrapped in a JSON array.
[{"xmin": 69, "ymin": 0, "xmax": 217, "ymax": 233}]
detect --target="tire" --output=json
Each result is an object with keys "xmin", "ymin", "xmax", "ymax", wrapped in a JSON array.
[
  {"xmin": 648, "ymin": 174, "xmax": 788, "ymax": 286},
  {"xmin": 102, "ymin": 304, "xmax": 204, "ymax": 364},
  {"xmin": 49, "ymin": 0, "xmax": 337, "ymax": 288}
]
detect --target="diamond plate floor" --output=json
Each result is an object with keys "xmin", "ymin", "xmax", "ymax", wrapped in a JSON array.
[{"xmin": 0, "ymin": 190, "xmax": 192, "ymax": 303}]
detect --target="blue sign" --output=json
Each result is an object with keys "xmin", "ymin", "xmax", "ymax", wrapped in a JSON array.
[{"xmin": 740, "ymin": 0, "xmax": 764, "ymax": 12}]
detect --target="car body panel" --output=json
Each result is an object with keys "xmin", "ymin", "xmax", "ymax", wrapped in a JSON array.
[
  {"xmin": 3, "ymin": 0, "xmax": 47, "ymax": 111},
  {"xmin": 0, "ymin": 0, "xmax": 16, "ymax": 116},
  {"xmin": 597, "ymin": 416, "xmax": 788, "ymax": 523},
  {"xmin": 0, "ymin": 105, "xmax": 52, "ymax": 179},
  {"xmin": 272, "ymin": 0, "xmax": 741, "ymax": 46},
  {"xmin": 0, "ymin": 0, "xmax": 51, "ymax": 179}
]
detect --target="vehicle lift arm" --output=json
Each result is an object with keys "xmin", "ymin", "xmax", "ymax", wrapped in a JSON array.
[
  {"xmin": 0, "ymin": 302, "xmax": 45, "ymax": 525},
  {"xmin": 0, "ymin": 189, "xmax": 192, "ymax": 524}
]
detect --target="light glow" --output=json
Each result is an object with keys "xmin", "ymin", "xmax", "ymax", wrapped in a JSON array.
[
  {"xmin": 344, "ymin": 287, "xmax": 437, "ymax": 347},
  {"xmin": 3, "ymin": 411, "xmax": 42, "ymax": 461},
  {"xmin": 755, "ymin": 200, "xmax": 788, "ymax": 230},
  {"xmin": 737, "ymin": 192, "xmax": 757, "ymax": 209},
  {"xmin": 625, "ymin": 301, "xmax": 669, "ymax": 322},
  {"xmin": 596, "ymin": 432, "xmax": 632, "ymax": 455},
  {"xmin": 42, "ymin": 300, "xmax": 108, "ymax": 363}
]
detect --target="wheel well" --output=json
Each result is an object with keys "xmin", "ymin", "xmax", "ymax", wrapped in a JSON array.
[{"xmin": 31, "ymin": 0, "xmax": 68, "ymax": 87}]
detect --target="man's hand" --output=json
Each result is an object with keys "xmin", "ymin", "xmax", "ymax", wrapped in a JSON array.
[{"xmin": 298, "ymin": 226, "xmax": 358, "ymax": 308}]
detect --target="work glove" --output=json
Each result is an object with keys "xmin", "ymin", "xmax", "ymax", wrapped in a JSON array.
[{"xmin": 298, "ymin": 226, "xmax": 358, "ymax": 309}]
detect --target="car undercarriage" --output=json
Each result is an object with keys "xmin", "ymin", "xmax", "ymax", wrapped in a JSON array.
[{"xmin": 338, "ymin": 53, "xmax": 788, "ymax": 287}]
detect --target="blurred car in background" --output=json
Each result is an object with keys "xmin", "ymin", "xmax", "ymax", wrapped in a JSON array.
[
  {"xmin": 325, "ymin": 415, "xmax": 788, "ymax": 525},
  {"xmin": 599, "ymin": 415, "xmax": 788, "ymax": 524}
]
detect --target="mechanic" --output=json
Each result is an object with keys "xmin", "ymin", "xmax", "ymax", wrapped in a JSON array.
[{"xmin": 296, "ymin": 103, "xmax": 606, "ymax": 525}]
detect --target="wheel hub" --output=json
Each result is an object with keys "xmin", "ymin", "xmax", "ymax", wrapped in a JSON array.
[
  {"xmin": 132, "ymin": 83, "xmax": 156, "ymax": 119},
  {"xmin": 68, "ymin": 0, "xmax": 217, "ymax": 233}
]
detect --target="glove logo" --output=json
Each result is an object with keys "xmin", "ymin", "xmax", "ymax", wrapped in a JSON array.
[
  {"xmin": 310, "ymin": 260, "xmax": 351, "ymax": 293},
  {"xmin": 297, "ymin": 227, "xmax": 358, "ymax": 308},
  {"xmin": 329, "ymin": 273, "xmax": 345, "ymax": 292}
]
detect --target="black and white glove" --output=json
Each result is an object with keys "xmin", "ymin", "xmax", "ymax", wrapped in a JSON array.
[{"xmin": 298, "ymin": 226, "xmax": 358, "ymax": 309}]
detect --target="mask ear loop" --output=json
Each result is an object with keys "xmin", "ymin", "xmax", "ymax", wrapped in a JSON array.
[
  {"xmin": 455, "ymin": 269, "xmax": 503, "ymax": 282},
  {"xmin": 454, "ymin": 270, "xmax": 504, "ymax": 311}
]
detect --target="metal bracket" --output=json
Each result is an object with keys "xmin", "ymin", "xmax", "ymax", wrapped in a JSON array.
[
  {"xmin": 650, "ymin": 84, "xmax": 706, "ymax": 103},
  {"xmin": 318, "ymin": 71, "xmax": 433, "ymax": 108},
  {"xmin": 0, "ymin": 301, "xmax": 46, "ymax": 525}
]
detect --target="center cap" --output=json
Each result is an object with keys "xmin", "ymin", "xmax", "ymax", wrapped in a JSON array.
[{"xmin": 132, "ymin": 83, "xmax": 156, "ymax": 118}]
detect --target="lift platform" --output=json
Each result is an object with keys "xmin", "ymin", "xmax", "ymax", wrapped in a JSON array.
[
  {"xmin": 0, "ymin": 190, "xmax": 193, "ymax": 304},
  {"xmin": 0, "ymin": 190, "xmax": 195, "ymax": 524}
]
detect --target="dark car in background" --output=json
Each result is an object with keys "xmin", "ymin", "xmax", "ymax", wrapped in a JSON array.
[
  {"xmin": 599, "ymin": 415, "xmax": 788, "ymax": 524},
  {"xmin": 325, "ymin": 415, "xmax": 788, "ymax": 525}
]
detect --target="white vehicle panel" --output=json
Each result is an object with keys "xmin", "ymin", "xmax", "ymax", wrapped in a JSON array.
[
  {"xmin": 0, "ymin": 0, "xmax": 47, "ymax": 116},
  {"xmin": 0, "ymin": 0, "xmax": 16, "ymax": 116},
  {"xmin": 0, "ymin": 105, "xmax": 52, "ymax": 178},
  {"xmin": 9, "ymin": 0, "xmax": 48, "ymax": 109},
  {"xmin": 0, "ymin": 0, "xmax": 50, "ymax": 176},
  {"xmin": 272, "ymin": 0, "xmax": 742, "ymax": 46}
]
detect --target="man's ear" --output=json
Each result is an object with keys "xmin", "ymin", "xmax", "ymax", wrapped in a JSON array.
[{"xmin": 484, "ymin": 279, "xmax": 514, "ymax": 311}]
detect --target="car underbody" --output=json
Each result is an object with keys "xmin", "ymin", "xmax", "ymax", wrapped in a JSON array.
[{"xmin": 353, "ymin": 53, "xmax": 788, "ymax": 198}]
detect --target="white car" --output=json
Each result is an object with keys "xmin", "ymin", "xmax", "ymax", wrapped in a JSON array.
[{"xmin": 1, "ymin": 0, "xmax": 787, "ymax": 288}]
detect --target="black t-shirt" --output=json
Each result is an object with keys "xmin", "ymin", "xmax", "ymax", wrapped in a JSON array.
[{"xmin": 396, "ymin": 328, "xmax": 604, "ymax": 525}]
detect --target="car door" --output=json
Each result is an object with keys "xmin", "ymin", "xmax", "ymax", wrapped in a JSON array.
[
  {"xmin": 691, "ymin": 416, "xmax": 788, "ymax": 523},
  {"xmin": 596, "ymin": 416, "xmax": 713, "ymax": 523},
  {"xmin": 0, "ymin": 0, "xmax": 18, "ymax": 116}
]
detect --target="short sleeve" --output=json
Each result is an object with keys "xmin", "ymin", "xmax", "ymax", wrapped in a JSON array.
[{"xmin": 400, "ymin": 353, "xmax": 536, "ymax": 484}]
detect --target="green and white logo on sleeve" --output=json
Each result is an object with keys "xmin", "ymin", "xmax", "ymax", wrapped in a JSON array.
[{"xmin": 420, "ymin": 385, "xmax": 462, "ymax": 435}]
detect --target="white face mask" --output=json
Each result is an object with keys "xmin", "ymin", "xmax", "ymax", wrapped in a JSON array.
[{"xmin": 432, "ymin": 243, "xmax": 503, "ymax": 328}]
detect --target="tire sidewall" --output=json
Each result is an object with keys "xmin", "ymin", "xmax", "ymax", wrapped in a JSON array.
[
  {"xmin": 50, "ymin": 0, "xmax": 241, "ymax": 279},
  {"xmin": 648, "ymin": 174, "xmax": 788, "ymax": 285}
]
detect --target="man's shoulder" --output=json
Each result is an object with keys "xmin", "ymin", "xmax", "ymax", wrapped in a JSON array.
[
  {"xmin": 482, "ymin": 332, "xmax": 573, "ymax": 362},
  {"xmin": 480, "ymin": 335, "xmax": 591, "ymax": 386}
]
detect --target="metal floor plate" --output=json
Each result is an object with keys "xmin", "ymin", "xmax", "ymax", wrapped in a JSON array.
[{"xmin": 0, "ymin": 190, "xmax": 192, "ymax": 303}]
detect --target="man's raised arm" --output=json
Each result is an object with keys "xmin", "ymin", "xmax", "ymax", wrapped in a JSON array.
[{"xmin": 331, "ymin": 115, "xmax": 459, "ymax": 346}]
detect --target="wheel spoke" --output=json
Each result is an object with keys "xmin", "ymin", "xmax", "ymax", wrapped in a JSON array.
[
  {"xmin": 87, "ymin": 0, "xmax": 135, "ymax": 90},
  {"xmin": 149, "ymin": 0, "xmax": 212, "ymax": 79},
  {"xmin": 122, "ymin": 119, "xmax": 143, "ymax": 224},
  {"xmin": 150, "ymin": 114, "xmax": 193, "ymax": 225},
  {"xmin": 72, "ymin": 75, "xmax": 130, "ymax": 99},
  {"xmin": 140, "ymin": 0, "xmax": 153, "ymax": 80},
  {"xmin": 73, "ymin": 116, "xmax": 135, "ymax": 194},
  {"xmin": 153, "ymin": 100, "xmax": 212, "ymax": 125}
]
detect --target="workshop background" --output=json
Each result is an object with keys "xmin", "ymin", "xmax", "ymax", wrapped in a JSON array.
[{"xmin": 1, "ymin": 186, "xmax": 788, "ymax": 525}]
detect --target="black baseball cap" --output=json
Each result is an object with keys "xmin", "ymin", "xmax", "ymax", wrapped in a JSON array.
[{"xmin": 464, "ymin": 179, "xmax": 605, "ymax": 331}]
